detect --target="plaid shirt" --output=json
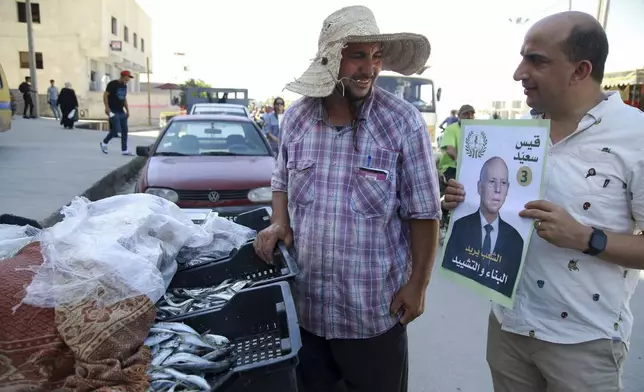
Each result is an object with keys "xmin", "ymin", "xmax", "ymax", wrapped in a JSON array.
[{"xmin": 272, "ymin": 87, "xmax": 441, "ymax": 339}]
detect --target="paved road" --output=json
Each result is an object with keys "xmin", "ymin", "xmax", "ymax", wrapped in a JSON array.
[
  {"xmin": 407, "ymin": 251, "xmax": 644, "ymax": 392},
  {"xmin": 0, "ymin": 117, "xmax": 157, "ymax": 221}
]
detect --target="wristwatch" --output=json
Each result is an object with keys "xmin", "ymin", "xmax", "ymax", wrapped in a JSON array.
[{"xmin": 583, "ymin": 227, "xmax": 607, "ymax": 256}]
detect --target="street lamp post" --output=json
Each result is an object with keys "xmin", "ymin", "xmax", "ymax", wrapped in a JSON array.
[
  {"xmin": 25, "ymin": 0, "xmax": 39, "ymax": 117},
  {"xmin": 596, "ymin": 0, "xmax": 611, "ymax": 30}
]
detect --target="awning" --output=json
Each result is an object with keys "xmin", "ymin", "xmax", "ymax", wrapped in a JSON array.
[{"xmin": 603, "ymin": 68, "xmax": 644, "ymax": 88}]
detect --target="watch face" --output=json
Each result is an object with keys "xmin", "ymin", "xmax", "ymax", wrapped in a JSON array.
[{"xmin": 590, "ymin": 229, "xmax": 607, "ymax": 252}]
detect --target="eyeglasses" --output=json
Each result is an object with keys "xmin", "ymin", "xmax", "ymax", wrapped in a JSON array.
[{"xmin": 275, "ymin": 102, "xmax": 285, "ymax": 106}]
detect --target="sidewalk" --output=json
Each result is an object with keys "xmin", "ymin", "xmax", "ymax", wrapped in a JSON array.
[{"xmin": 0, "ymin": 117, "xmax": 157, "ymax": 222}]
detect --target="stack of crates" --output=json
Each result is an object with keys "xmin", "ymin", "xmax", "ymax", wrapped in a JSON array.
[{"xmin": 170, "ymin": 207, "xmax": 301, "ymax": 391}]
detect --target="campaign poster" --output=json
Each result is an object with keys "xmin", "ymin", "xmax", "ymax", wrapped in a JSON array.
[{"xmin": 439, "ymin": 119, "xmax": 550, "ymax": 308}]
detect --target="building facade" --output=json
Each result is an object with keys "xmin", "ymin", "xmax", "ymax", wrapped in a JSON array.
[{"xmin": 0, "ymin": 0, "xmax": 152, "ymax": 96}]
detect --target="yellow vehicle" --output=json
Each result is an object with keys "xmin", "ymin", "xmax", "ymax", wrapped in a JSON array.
[{"xmin": 0, "ymin": 63, "xmax": 11, "ymax": 132}]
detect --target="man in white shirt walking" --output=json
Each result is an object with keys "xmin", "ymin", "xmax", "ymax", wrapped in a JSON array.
[
  {"xmin": 47, "ymin": 79, "xmax": 60, "ymax": 121},
  {"xmin": 443, "ymin": 11, "xmax": 644, "ymax": 392}
]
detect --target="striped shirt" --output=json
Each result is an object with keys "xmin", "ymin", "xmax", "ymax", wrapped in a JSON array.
[{"xmin": 271, "ymin": 87, "xmax": 441, "ymax": 339}]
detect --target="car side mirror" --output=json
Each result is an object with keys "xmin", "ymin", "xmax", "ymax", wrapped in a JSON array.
[
  {"xmin": 436, "ymin": 87, "xmax": 442, "ymax": 102},
  {"xmin": 136, "ymin": 146, "xmax": 150, "ymax": 157}
]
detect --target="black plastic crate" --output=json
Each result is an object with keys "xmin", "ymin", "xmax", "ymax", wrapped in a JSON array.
[
  {"xmin": 170, "ymin": 240, "xmax": 298, "ymax": 290},
  {"xmin": 169, "ymin": 281, "xmax": 301, "ymax": 392},
  {"xmin": 233, "ymin": 208, "xmax": 272, "ymax": 232}
]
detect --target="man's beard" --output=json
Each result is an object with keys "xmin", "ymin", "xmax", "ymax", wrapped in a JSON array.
[{"xmin": 334, "ymin": 80, "xmax": 371, "ymax": 104}]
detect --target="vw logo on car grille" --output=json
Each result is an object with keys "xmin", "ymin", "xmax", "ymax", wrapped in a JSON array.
[{"xmin": 207, "ymin": 191, "xmax": 220, "ymax": 202}]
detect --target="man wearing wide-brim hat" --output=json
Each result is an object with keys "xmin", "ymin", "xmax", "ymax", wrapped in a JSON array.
[{"xmin": 253, "ymin": 5, "xmax": 442, "ymax": 392}]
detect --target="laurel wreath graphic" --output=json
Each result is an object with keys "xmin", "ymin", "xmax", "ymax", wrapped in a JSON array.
[{"xmin": 465, "ymin": 131, "xmax": 488, "ymax": 159}]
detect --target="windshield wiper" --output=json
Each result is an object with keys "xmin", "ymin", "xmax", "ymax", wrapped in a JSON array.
[
  {"xmin": 154, "ymin": 151, "xmax": 188, "ymax": 156},
  {"xmin": 199, "ymin": 151, "xmax": 238, "ymax": 156}
]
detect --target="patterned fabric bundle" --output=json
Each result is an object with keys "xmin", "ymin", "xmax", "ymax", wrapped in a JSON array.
[{"xmin": 0, "ymin": 242, "xmax": 155, "ymax": 391}]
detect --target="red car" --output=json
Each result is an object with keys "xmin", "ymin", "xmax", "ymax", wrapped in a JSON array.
[{"xmin": 135, "ymin": 114, "xmax": 274, "ymax": 217}]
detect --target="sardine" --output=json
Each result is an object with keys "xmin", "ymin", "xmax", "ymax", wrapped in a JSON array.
[
  {"xmin": 180, "ymin": 333, "xmax": 217, "ymax": 349},
  {"xmin": 153, "ymin": 322, "xmax": 201, "ymax": 336},
  {"xmin": 159, "ymin": 336, "xmax": 181, "ymax": 349},
  {"xmin": 165, "ymin": 297, "xmax": 194, "ymax": 308},
  {"xmin": 145, "ymin": 332, "xmax": 175, "ymax": 347},
  {"xmin": 201, "ymin": 345, "xmax": 234, "ymax": 361},
  {"xmin": 230, "ymin": 279, "xmax": 251, "ymax": 292},
  {"xmin": 163, "ymin": 352, "xmax": 214, "ymax": 366},
  {"xmin": 203, "ymin": 334, "xmax": 230, "ymax": 346},
  {"xmin": 172, "ymin": 358, "xmax": 234, "ymax": 374},
  {"xmin": 151, "ymin": 348, "xmax": 175, "ymax": 367},
  {"xmin": 149, "ymin": 371, "xmax": 174, "ymax": 381},
  {"xmin": 150, "ymin": 379, "xmax": 176, "ymax": 390},
  {"xmin": 157, "ymin": 368, "xmax": 211, "ymax": 391}
]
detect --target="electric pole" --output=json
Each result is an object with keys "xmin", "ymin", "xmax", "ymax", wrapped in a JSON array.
[{"xmin": 26, "ymin": 0, "xmax": 39, "ymax": 117}]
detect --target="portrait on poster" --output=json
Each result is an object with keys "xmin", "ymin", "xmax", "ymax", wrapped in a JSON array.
[{"xmin": 439, "ymin": 119, "xmax": 550, "ymax": 308}]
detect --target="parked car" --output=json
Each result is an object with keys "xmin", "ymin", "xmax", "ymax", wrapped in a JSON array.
[
  {"xmin": 189, "ymin": 103, "xmax": 250, "ymax": 118},
  {"xmin": 135, "ymin": 114, "xmax": 274, "ymax": 218}
]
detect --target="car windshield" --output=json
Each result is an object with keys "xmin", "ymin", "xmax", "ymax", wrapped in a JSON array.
[
  {"xmin": 194, "ymin": 110, "xmax": 246, "ymax": 117},
  {"xmin": 375, "ymin": 75, "xmax": 436, "ymax": 113},
  {"xmin": 154, "ymin": 120, "xmax": 270, "ymax": 156}
]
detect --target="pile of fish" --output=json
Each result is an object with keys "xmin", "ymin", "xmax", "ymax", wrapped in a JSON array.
[
  {"xmin": 146, "ymin": 321, "xmax": 236, "ymax": 391},
  {"xmin": 156, "ymin": 279, "xmax": 252, "ymax": 320}
]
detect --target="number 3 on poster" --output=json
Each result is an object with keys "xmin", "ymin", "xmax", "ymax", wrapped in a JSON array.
[{"xmin": 517, "ymin": 166, "xmax": 533, "ymax": 187}]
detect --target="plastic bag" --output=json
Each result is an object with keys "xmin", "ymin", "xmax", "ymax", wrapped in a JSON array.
[
  {"xmin": 176, "ymin": 214, "xmax": 256, "ymax": 268},
  {"xmin": 0, "ymin": 224, "xmax": 40, "ymax": 260},
  {"xmin": 21, "ymin": 194, "xmax": 214, "ymax": 309}
]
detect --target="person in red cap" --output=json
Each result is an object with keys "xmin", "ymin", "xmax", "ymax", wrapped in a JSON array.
[{"xmin": 100, "ymin": 70, "xmax": 134, "ymax": 155}]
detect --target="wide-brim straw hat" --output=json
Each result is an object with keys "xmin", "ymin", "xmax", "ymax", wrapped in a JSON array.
[{"xmin": 284, "ymin": 5, "xmax": 431, "ymax": 97}]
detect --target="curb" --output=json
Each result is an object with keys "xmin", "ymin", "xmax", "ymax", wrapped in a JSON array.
[{"xmin": 40, "ymin": 157, "xmax": 147, "ymax": 228}]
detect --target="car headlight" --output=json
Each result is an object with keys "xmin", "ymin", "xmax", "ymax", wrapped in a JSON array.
[
  {"xmin": 248, "ymin": 187, "xmax": 272, "ymax": 203},
  {"xmin": 145, "ymin": 188, "xmax": 179, "ymax": 203}
]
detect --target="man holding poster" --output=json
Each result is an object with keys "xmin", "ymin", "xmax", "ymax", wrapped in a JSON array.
[
  {"xmin": 442, "ymin": 156, "xmax": 524, "ymax": 297},
  {"xmin": 443, "ymin": 11, "xmax": 644, "ymax": 392}
]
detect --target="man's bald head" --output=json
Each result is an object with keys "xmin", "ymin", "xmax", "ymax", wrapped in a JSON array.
[
  {"xmin": 478, "ymin": 157, "xmax": 510, "ymax": 219},
  {"xmin": 479, "ymin": 156, "xmax": 508, "ymax": 182},
  {"xmin": 528, "ymin": 11, "xmax": 608, "ymax": 84}
]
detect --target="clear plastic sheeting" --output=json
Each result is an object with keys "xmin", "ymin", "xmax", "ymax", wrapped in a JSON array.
[
  {"xmin": 21, "ymin": 194, "xmax": 214, "ymax": 309},
  {"xmin": 176, "ymin": 213, "xmax": 257, "ymax": 268},
  {"xmin": 0, "ymin": 224, "xmax": 40, "ymax": 260}
]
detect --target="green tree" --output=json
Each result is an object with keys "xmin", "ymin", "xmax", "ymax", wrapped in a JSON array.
[{"xmin": 179, "ymin": 78, "xmax": 212, "ymax": 107}]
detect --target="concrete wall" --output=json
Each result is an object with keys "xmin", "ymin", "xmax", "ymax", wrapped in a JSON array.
[
  {"xmin": 0, "ymin": 0, "xmax": 151, "ymax": 95},
  {"xmin": 12, "ymin": 90, "xmax": 176, "ymax": 126}
]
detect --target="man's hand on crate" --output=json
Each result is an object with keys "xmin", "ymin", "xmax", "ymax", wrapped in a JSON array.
[{"xmin": 253, "ymin": 223, "xmax": 293, "ymax": 264}]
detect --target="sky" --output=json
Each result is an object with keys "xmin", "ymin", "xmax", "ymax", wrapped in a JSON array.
[{"xmin": 136, "ymin": 0, "xmax": 644, "ymax": 117}]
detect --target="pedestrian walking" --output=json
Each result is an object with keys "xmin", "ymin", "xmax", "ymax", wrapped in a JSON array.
[
  {"xmin": 443, "ymin": 11, "xmax": 644, "ymax": 392},
  {"xmin": 438, "ymin": 109, "xmax": 458, "ymax": 130},
  {"xmin": 100, "ymin": 70, "xmax": 133, "ymax": 155},
  {"xmin": 253, "ymin": 6, "xmax": 441, "ymax": 392},
  {"xmin": 47, "ymin": 79, "xmax": 61, "ymax": 121},
  {"xmin": 262, "ymin": 97, "xmax": 285, "ymax": 156},
  {"xmin": 58, "ymin": 82, "xmax": 78, "ymax": 129},
  {"xmin": 18, "ymin": 76, "xmax": 34, "ymax": 119}
]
